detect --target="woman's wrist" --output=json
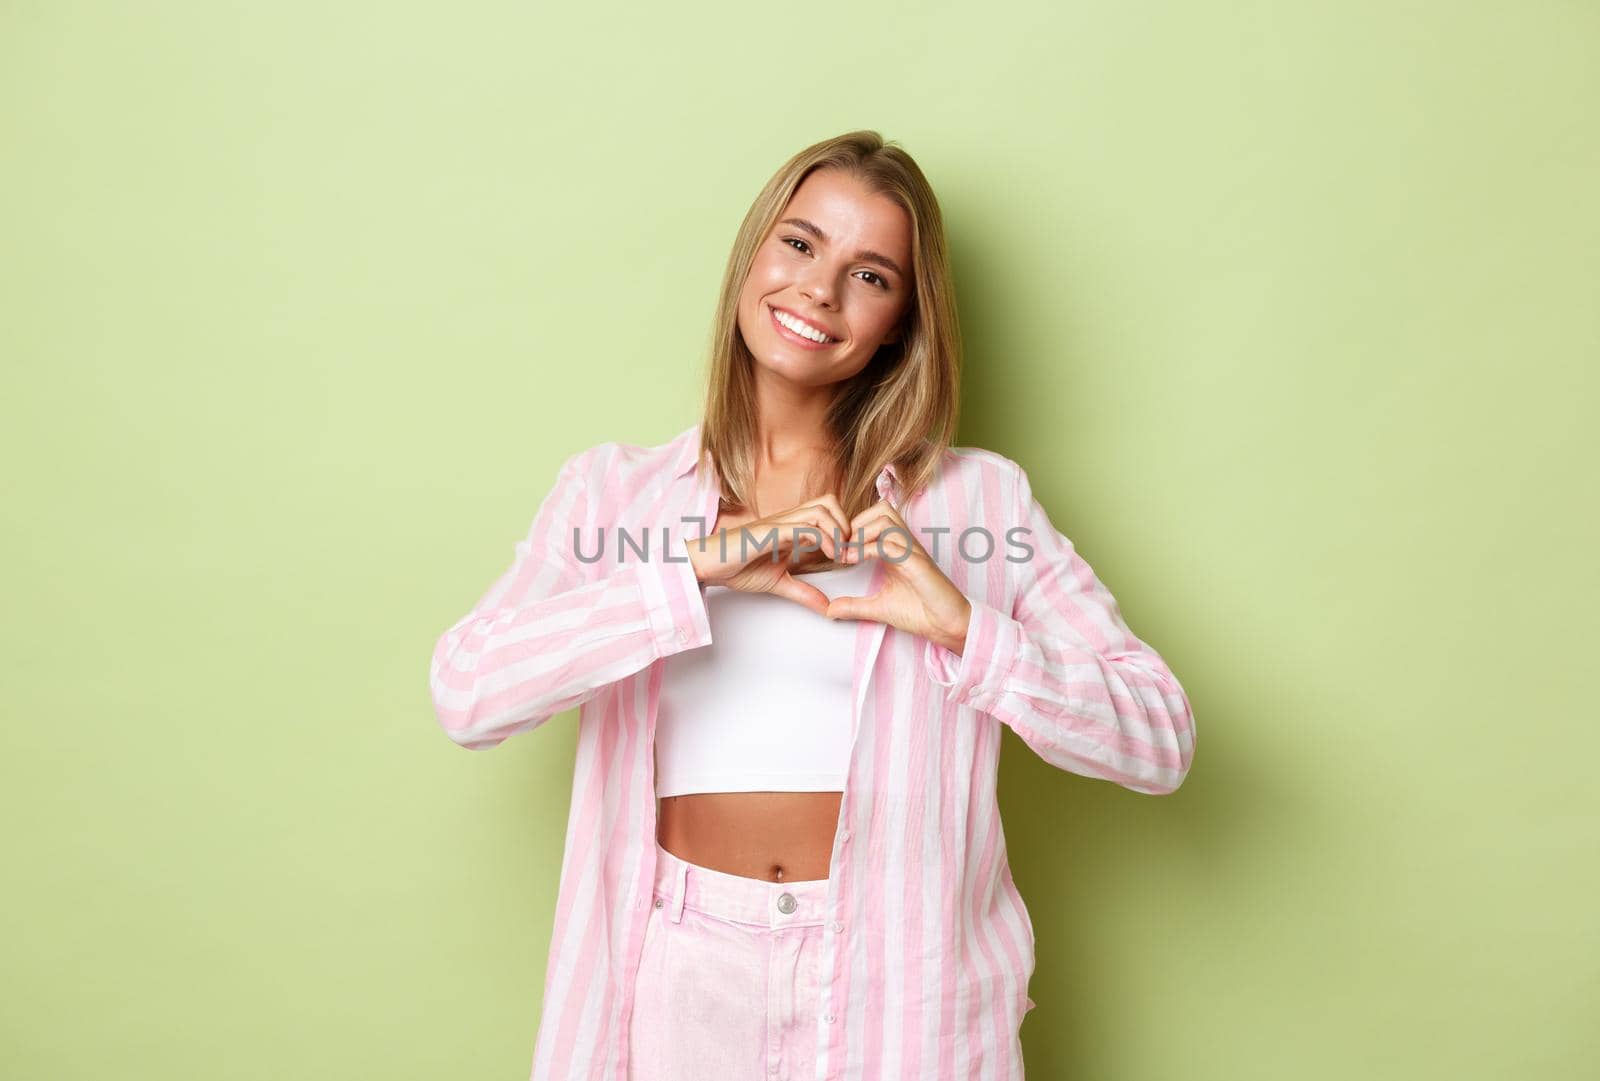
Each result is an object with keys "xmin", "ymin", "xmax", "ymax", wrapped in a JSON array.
[
  {"xmin": 682, "ymin": 535, "xmax": 709, "ymax": 584},
  {"xmin": 931, "ymin": 599, "xmax": 973, "ymax": 656}
]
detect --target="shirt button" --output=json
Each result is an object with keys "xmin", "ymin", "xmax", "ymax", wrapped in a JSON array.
[
  {"xmin": 839, "ymin": 830, "xmax": 851, "ymax": 843},
  {"xmin": 653, "ymin": 897, "xmax": 663, "ymax": 909},
  {"xmin": 776, "ymin": 892, "xmax": 797, "ymax": 914},
  {"xmin": 830, "ymin": 920, "xmax": 843, "ymax": 933},
  {"xmin": 676, "ymin": 627, "xmax": 688, "ymax": 644},
  {"xmin": 824, "ymin": 1012, "xmax": 836, "ymax": 1024}
]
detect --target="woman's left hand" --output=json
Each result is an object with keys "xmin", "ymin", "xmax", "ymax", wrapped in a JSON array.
[{"xmin": 825, "ymin": 499, "xmax": 973, "ymax": 655}]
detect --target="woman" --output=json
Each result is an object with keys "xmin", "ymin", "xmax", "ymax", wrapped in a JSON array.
[{"xmin": 429, "ymin": 130, "xmax": 1197, "ymax": 1081}]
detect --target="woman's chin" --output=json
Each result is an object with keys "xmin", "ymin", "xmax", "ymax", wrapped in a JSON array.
[{"xmin": 749, "ymin": 351, "xmax": 840, "ymax": 387}]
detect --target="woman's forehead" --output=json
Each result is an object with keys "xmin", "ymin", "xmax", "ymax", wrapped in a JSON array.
[{"xmin": 779, "ymin": 170, "xmax": 913, "ymax": 262}]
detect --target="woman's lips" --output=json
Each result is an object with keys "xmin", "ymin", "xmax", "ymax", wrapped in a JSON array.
[{"xmin": 769, "ymin": 305, "xmax": 837, "ymax": 350}]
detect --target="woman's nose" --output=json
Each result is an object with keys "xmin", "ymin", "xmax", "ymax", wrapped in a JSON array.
[{"xmin": 800, "ymin": 265, "xmax": 840, "ymax": 307}]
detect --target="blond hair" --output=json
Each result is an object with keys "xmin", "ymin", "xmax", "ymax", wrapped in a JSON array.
[{"xmin": 697, "ymin": 129, "xmax": 961, "ymax": 522}]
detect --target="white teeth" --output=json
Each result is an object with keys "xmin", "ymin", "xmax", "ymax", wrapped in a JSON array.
[{"xmin": 774, "ymin": 308, "xmax": 833, "ymax": 343}]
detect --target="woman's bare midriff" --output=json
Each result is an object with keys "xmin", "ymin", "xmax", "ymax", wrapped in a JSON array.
[
  {"xmin": 657, "ymin": 791, "xmax": 842, "ymax": 882},
  {"xmin": 656, "ymin": 501, "xmax": 846, "ymax": 883}
]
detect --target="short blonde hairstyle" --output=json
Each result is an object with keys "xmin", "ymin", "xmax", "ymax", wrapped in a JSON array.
[{"xmin": 698, "ymin": 129, "xmax": 961, "ymax": 522}]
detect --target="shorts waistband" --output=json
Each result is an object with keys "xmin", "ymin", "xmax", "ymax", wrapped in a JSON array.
[{"xmin": 652, "ymin": 839, "xmax": 830, "ymax": 929}]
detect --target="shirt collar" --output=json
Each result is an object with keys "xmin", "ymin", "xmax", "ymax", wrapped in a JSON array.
[{"xmin": 673, "ymin": 422, "xmax": 901, "ymax": 503}]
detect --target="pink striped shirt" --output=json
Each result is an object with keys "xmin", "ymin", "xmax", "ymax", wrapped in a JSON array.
[{"xmin": 429, "ymin": 422, "xmax": 1196, "ymax": 1081}]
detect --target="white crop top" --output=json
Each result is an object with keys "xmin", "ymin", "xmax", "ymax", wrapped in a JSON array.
[{"xmin": 653, "ymin": 559, "xmax": 878, "ymax": 798}]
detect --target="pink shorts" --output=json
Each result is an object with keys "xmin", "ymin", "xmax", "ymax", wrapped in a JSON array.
[{"xmin": 628, "ymin": 839, "xmax": 831, "ymax": 1081}]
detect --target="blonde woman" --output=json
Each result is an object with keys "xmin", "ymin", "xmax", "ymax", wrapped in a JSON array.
[{"xmin": 429, "ymin": 130, "xmax": 1197, "ymax": 1081}]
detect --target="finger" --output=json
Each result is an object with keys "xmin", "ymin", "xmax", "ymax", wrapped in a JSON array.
[
  {"xmin": 847, "ymin": 509, "xmax": 911, "ymax": 553},
  {"xmin": 843, "ymin": 519, "xmax": 915, "ymax": 564},
  {"xmin": 841, "ymin": 511, "xmax": 891, "ymax": 560},
  {"xmin": 785, "ymin": 510, "xmax": 841, "ymax": 561},
  {"xmin": 805, "ymin": 500, "xmax": 852, "ymax": 558},
  {"xmin": 731, "ymin": 517, "xmax": 828, "ymax": 567},
  {"xmin": 776, "ymin": 494, "xmax": 853, "ymax": 561},
  {"xmin": 849, "ymin": 498, "xmax": 897, "ymax": 533},
  {"xmin": 768, "ymin": 572, "xmax": 831, "ymax": 617},
  {"xmin": 849, "ymin": 538, "xmax": 912, "ymax": 567},
  {"xmin": 806, "ymin": 504, "xmax": 852, "ymax": 559},
  {"xmin": 813, "ymin": 491, "xmax": 846, "ymax": 516},
  {"xmin": 760, "ymin": 507, "xmax": 839, "ymax": 562},
  {"xmin": 812, "ymin": 493, "xmax": 852, "ymax": 548}
]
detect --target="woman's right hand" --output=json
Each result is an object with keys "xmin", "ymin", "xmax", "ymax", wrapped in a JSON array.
[{"xmin": 684, "ymin": 495, "xmax": 854, "ymax": 617}]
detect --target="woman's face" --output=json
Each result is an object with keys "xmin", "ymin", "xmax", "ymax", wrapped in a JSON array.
[{"xmin": 736, "ymin": 167, "xmax": 915, "ymax": 389}]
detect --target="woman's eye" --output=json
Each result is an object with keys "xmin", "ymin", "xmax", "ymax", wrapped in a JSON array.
[{"xmin": 780, "ymin": 236, "xmax": 889, "ymax": 290}]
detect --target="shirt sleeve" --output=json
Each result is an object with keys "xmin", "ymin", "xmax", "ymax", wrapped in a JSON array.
[
  {"xmin": 920, "ymin": 460, "xmax": 1197, "ymax": 794},
  {"xmin": 429, "ymin": 447, "xmax": 713, "ymax": 750}
]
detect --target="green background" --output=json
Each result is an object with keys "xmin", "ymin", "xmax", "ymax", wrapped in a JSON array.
[{"xmin": 4, "ymin": 2, "xmax": 1595, "ymax": 1078}]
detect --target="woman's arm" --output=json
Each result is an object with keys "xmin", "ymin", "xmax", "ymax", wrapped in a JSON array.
[
  {"xmin": 921, "ymin": 461, "xmax": 1197, "ymax": 794},
  {"xmin": 428, "ymin": 447, "xmax": 712, "ymax": 750}
]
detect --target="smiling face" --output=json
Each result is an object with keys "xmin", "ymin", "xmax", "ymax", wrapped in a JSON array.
[{"xmin": 735, "ymin": 167, "xmax": 916, "ymax": 390}]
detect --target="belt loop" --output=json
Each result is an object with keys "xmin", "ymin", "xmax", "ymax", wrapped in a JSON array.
[{"xmin": 668, "ymin": 856, "xmax": 688, "ymax": 924}]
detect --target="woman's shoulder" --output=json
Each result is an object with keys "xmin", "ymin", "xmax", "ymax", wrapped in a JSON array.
[
  {"xmin": 557, "ymin": 423, "xmax": 699, "ymax": 490},
  {"xmin": 937, "ymin": 441, "xmax": 1020, "ymax": 474},
  {"xmin": 920, "ymin": 441, "xmax": 1025, "ymax": 500},
  {"xmin": 537, "ymin": 430, "xmax": 695, "ymax": 542}
]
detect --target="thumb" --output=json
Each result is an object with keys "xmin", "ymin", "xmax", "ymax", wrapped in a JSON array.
[
  {"xmin": 768, "ymin": 573, "xmax": 830, "ymax": 618},
  {"xmin": 825, "ymin": 594, "xmax": 873, "ymax": 622}
]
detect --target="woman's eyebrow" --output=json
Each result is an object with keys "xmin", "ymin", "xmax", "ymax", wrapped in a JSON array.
[{"xmin": 779, "ymin": 217, "xmax": 905, "ymax": 279}]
